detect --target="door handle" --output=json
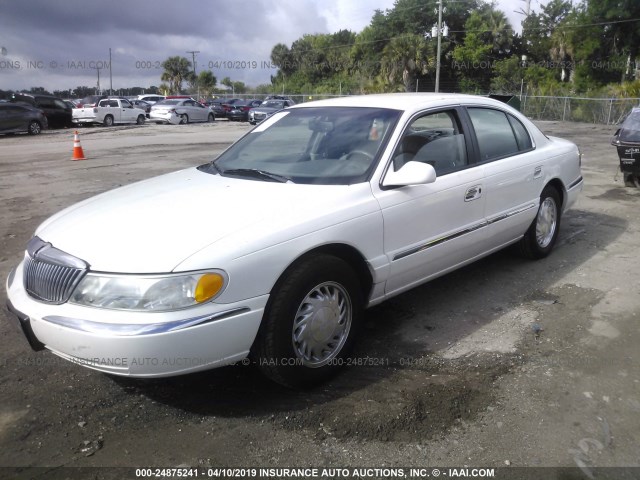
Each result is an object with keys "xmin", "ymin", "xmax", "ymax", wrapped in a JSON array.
[
  {"xmin": 465, "ymin": 185, "xmax": 482, "ymax": 202},
  {"xmin": 534, "ymin": 166, "xmax": 543, "ymax": 178}
]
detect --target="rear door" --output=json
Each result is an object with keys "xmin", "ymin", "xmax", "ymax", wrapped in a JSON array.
[
  {"xmin": 465, "ymin": 107, "xmax": 542, "ymax": 246},
  {"xmin": 99, "ymin": 99, "xmax": 122, "ymax": 122},
  {"xmin": 0, "ymin": 105, "xmax": 24, "ymax": 131}
]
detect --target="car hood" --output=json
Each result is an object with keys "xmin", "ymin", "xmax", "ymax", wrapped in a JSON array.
[{"xmin": 34, "ymin": 168, "xmax": 372, "ymax": 273}]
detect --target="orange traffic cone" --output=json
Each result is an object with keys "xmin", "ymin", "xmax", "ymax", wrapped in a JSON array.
[{"xmin": 72, "ymin": 131, "xmax": 86, "ymax": 161}]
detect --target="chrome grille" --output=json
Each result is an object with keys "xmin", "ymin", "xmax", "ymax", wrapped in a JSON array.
[{"xmin": 23, "ymin": 237, "xmax": 88, "ymax": 304}]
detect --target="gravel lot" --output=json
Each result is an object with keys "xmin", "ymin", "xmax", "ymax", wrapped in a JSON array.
[{"xmin": 1, "ymin": 119, "xmax": 639, "ymax": 478}]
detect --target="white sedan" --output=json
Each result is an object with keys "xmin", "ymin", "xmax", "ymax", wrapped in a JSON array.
[
  {"xmin": 5, "ymin": 93, "xmax": 583, "ymax": 387},
  {"xmin": 150, "ymin": 99, "xmax": 215, "ymax": 124}
]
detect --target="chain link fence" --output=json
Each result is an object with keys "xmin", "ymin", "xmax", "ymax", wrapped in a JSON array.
[
  {"xmin": 215, "ymin": 93, "xmax": 640, "ymax": 125},
  {"xmin": 501, "ymin": 95, "xmax": 640, "ymax": 125}
]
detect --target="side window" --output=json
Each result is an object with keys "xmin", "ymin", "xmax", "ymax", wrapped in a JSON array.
[
  {"xmin": 53, "ymin": 99, "xmax": 68, "ymax": 109},
  {"xmin": 36, "ymin": 97, "xmax": 56, "ymax": 108},
  {"xmin": 392, "ymin": 110, "xmax": 468, "ymax": 176},
  {"xmin": 120, "ymin": 99, "xmax": 132, "ymax": 108},
  {"xmin": 468, "ymin": 108, "xmax": 522, "ymax": 161},
  {"xmin": 508, "ymin": 115, "xmax": 533, "ymax": 151}
]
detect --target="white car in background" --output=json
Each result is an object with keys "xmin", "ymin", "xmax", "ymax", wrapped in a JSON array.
[
  {"xmin": 137, "ymin": 94, "xmax": 165, "ymax": 105},
  {"xmin": 150, "ymin": 99, "xmax": 215, "ymax": 124},
  {"xmin": 5, "ymin": 93, "xmax": 583, "ymax": 387}
]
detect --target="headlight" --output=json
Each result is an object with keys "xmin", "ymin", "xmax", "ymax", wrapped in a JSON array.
[{"xmin": 70, "ymin": 270, "xmax": 227, "ymax": 312}]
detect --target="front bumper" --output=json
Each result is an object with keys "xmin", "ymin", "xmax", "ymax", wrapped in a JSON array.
[
  {"xmin": 614, "ymin": 145, "xmax": 640, "ymax": 174},
  {"xmin": 5, "ymin": 261, "xmax": 267, "ymax": 377}
]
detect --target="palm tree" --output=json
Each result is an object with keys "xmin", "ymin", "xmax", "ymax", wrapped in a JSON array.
[
  {"xmin": 486, "ymin": 8, "xmax": 513, "ymax": 55},
  {"xmin": 161, "ymin": 56, "xmax": 193, "ymax": 94},
  {"xmin": 550, "ymin": 28, "xmax": 574, "ymax": 82},
  {"xmin": 380, "ymin": 34, "xmax": 433, "ymax": 92}
]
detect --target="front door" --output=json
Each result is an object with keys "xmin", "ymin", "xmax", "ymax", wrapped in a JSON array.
[{"xmin": 372, "ymin": 108, "xmax": 487, "ymax": 297}]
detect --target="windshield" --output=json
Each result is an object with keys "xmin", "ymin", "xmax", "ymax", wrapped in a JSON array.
[
  {"xmin": 619, "ymin": 109, "xmax": 640, "ymax": 143},
  {"xmin": 203, "ymin": 106, "xmax": 401, "ymax": 185}
]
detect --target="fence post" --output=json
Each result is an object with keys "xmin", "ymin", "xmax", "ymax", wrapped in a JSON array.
[
  {"xmin": 562, "ymin": 97, "xmax": 568, "ymax": 122},
  {"xmin": 607, "ymin": 99, "xmax": 613, "ymax": 125}
]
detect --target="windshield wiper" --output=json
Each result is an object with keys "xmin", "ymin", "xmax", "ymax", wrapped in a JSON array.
[{"xmin": 221, "ymin": 168, "xmax": 293, "ymax": 183}]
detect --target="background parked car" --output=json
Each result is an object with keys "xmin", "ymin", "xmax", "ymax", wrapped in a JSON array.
[
  {"xmin": 150, "ymin": 99, "xmax": 215, "ymax": 124},
  {"xmin": 248, "ymin": 99, "xmax": 295, "ymax": 125},
  {"xmin": 76, "ymin": 95, "xmax": 108, "ymax": 108},
  {"xmin": 10, "ymin": 93, "xmax": 72, "ymax": 129},
  {"xmin": 137, "ymin": 94, "xmax": 165, "ymax": 105},
  {"xmin": 227, "ymin": 99, "xmax": 262, "ymax": 122},
  {"xmin": 220, "ymin": 98, "xmax": 244, "ymax": 115},
  {"xmin": 0, "ymin": 103, "xmax": 48, "ymax": 135},
  {"xmin": 206, "ymin": 99, "xmax": 227, "ymax": 118},
  {"xmin": 130, "ymin": 99, "xmax": 152, "ymax": 117}
]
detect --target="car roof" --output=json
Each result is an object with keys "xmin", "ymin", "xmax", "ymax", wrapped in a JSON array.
[
  {"xmin": 288, "ymin": 93, "xmax": 515, "ymax": 113},
  {"xmin": 0, "ymin": 102, "xmax": 37, "ymax": 110}
]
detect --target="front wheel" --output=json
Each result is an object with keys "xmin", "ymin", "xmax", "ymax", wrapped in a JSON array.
[
  {"xmin": 136, "ymin": 115, "xmax": 145, "ymax": 125},
  {"xmin": 252, "ymin": 254, "xmax": 363, "ymax": 388},
  {"xmin": 519, "ymin": 185, "xmax": 561, "ymax": 259},
  {"xmin": 207, "ymin": 113, "xmax": 215, "ymax": 122}
]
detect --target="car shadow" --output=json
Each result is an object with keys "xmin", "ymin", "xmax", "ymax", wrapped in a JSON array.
[{"xmin": 110, "ymin": 208, "xmax": 625, "ymax": 420}]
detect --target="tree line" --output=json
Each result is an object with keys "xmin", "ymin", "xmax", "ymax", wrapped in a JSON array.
[{"xmin": 267, "ymin": 0, "xmax": 640, "ymax": 97}]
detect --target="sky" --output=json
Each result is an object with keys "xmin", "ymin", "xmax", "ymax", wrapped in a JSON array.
[{"xmin": 0, "ymin": 0, "xmax": 542, "ymax": 95}]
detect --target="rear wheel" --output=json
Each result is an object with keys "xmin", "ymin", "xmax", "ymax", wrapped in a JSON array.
[
  {"xmin": 103, "ymin": 115, "xmax": 114, "ymax": 127},
  {"xmin": 252, "ymin": 254, "xmax": 363, "ymax": 388},
  {"xmin": 136, "ymin": 115, "xmax": 145, "ymax": 125},
  {"xmin": 27, "ymin": 121, "xmax": 42, "ymax": 135},
  {"xmin": 180, "ymin": 114, "xmax": 189, "ymax": 124},
  {"xmin": 519, "ymin": 185, "xmax": 561, "ymax": 259}
]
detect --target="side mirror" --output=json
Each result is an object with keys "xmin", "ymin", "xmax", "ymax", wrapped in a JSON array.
[
  {"xmin": 382, "ymin": 161, "xmax": 436, "ymax": 187},
  {"xmin": 611, "ymin": 128, "xmax": 621, "ymax": 146}
]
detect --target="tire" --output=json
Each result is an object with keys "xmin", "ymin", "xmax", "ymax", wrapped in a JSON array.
[
  {"xmin": 207, "ymin": 113, "xmax": 215, "ymax": 122},
  {"xmin": 103, "ymin": 115, "xmax": 114, "ymax": 127},
  {"xmin": 252, "ymin": 254, "xmax": 363, "ymax": 388},
  {"xmin": 180, "ymin": 114, "xmax": 189, "ymax": 124},
  {"xmin": 136, "ymin": 115, "xmax": 145, "ymax": 125},
  {"xmin": 249, "ymin": 121, "xmax": 256, "ymax": 126},
  {"xmin": 519, "ymin": 185, "xmax": 562, "ymax": 259},
  {"xmin": 27, "ymin": 121, "xmax": 42, "ymax": 135}
]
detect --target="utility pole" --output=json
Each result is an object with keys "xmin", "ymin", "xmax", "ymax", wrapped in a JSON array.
[
  {"xmin": 186, "ymin": 50, "xmax": 200, "ymax": 77},
  {"xmin": 435, "ymin": 0, "xmax": 443, "ymax": 93},
  {"xmin": 95, "ymin": 67, "xmax": 101, "ymax": 94},
  {"xmin": 429, "ymin": 0, "xmax": 448, "ymax": 93},
  {"xmin": 109, "ymin": 48, "xmax": 113, "ymax": 95}
]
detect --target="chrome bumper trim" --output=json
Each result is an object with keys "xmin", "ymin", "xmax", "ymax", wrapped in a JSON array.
[
  {"xmin": 568, "ymin": 176, "xmax": 583, "ymax": 190},
  {"xmin": 393, "ymin": 203, "xmax": 536, "ymax": 261},
  {"xmin": 43, "ymin": 307, "xmax": 250, "ymax": 336}
]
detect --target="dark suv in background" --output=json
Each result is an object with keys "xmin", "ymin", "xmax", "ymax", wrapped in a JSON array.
[{"xmin": 10, "ymin": 93, "xmax": 73, "ymax": 128}]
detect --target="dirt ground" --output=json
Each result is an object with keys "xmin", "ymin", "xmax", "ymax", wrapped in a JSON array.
[{"xmin": 0, "ymin": 118, "xmax": 639, "ymax": 479}]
